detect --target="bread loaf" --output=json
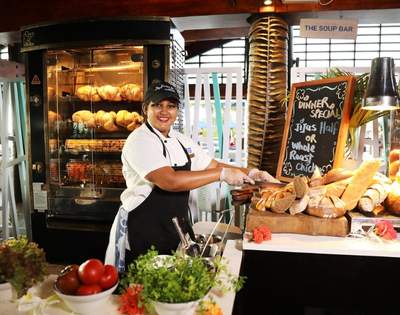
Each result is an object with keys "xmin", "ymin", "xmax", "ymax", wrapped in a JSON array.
[
  {"xmin": 325, "ymin": 179, "xmax": 349, "ymax": 198},
  {"xmin": 340, "ymin": 159, "xmax": 381, "ymax": 211},
  {"xmin": 358, "ymin": 182, "xmax": 390, "ymax": 213},
  {"xmin": 323, "ymin": 168, "xmax": 353, "ymax": 185},
  {"xmin": 307, "ymin": 195, "xmax": 346, "ymax": 218},
  {"xmin": 309, "ymin": 167, "xmax": 324, "ymax": 187}
]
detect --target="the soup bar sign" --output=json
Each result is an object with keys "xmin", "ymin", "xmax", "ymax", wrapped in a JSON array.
[{"xmin": 300, "ymin": 18, "xmax": 358, "ymax": 40}]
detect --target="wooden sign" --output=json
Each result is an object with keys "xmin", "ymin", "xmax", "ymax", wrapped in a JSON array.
[{"xmin": 276, "ymin": 76, "xmax": 355, "ymax": 182}]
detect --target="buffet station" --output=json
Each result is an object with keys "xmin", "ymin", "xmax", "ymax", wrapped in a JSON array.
[{"xmin": 232, "ymin": 56, "xmax": 400, "ymax": 313}]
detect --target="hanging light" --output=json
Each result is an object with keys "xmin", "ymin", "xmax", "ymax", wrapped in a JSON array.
[
  {"xmin": 362, "ymin": 57, "xmax": 400, "ymax": 111},
  {"xmin": 264, "ymin": 0, "xmax": 273, "ymax": 4}
]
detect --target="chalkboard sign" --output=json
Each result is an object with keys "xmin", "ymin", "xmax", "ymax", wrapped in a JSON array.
[{"xmin": 276, "ymin": 76, "xmax": 355, "ymax": 181}]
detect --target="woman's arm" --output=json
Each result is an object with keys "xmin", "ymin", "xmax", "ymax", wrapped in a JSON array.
[
  {"xmin": 206, "ymin": 159, "xmax": 250, "ymax": 174},
  {"xmin": 145, "ymin": 166, "xmax": 222, "ymax": 192}
]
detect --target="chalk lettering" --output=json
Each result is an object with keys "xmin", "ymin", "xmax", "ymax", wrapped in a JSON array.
[
  {"xmin": 294, "ymin": 118, "xmax": 317, "ymax": 133},
  {"xmin": 291, "ymin": 141, "xmax": 316, "ymax": 153},
  {"xmin": 309, "ymin": 107, "xmax": 341, "ymax": 119},
  {"xmin": 296, "ymin": 162, "xmax": 316, "ymax": 173},
  {"xmin": 289, "ymin": 150, "xmax": 314, "ymax": 164},
  {"xmin": 298, "ymin": 97, "xmax": 330, "ymax": 110},
  {"xmin": 320, "ymin": 121, "xmax": 339, "ymax": 135}
]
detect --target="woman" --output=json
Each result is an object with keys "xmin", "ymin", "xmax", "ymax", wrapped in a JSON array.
[{"xmin": 105, "ymin": 81, "xmax": 278, "ymax": 271}]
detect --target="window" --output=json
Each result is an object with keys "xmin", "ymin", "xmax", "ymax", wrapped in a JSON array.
[
  {"xmin": 185, "ymin": 38, "xmax": 246, "ymax": 84},
  {"xmin": 0, "ymin": 46, "xmax": 9, "ymax": 60},
  {"xmin": 292, "ymin": 23, "xmax": 400, "ymax": 68}
]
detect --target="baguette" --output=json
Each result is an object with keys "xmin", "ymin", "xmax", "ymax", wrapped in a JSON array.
[{"xmin": 341, "ymin": 159, "xmax": 381, "ymax": 211}]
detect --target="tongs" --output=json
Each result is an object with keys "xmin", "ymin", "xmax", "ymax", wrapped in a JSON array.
[
  {"xmin": 199, "ymin": 209, "xmax": 235, "ymax": 257},
  {"xmin": 172, "ymin": 217, "xmax": 201, "ymax": 257}
]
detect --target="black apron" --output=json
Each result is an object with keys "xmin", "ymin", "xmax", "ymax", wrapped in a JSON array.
[{"xmin": 125, "ymin": 122, "xmax": 192, "ymax": 265}]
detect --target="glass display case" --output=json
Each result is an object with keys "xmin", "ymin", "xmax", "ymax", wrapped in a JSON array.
[
  {"xmin": 21, "ymin": 18, "xmax": 185, "ymax": 262},
  {"xmin": 46, "ymin": 46, "xmax": 144, "ymax": 222}
]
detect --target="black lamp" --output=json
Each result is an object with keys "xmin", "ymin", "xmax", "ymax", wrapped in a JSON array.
[{"xmin": 362, "ymin": 57, "xmax": 399, "ymax": 111}]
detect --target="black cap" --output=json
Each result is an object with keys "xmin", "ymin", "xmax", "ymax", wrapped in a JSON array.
[{"xmin": 144, "ymin": 81, "xmax": 180, "ymax": 104}]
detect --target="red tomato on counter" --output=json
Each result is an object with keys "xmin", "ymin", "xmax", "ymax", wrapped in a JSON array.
[
  {"xmin": 78, "ymin": 259, "xmax": 105, "ymax": 285},
  {"xmin": 76, "ymin": 284, "xmax": 102, "ymax": 296},
  {"xmin": 98, "ymin": 265, "xmax": 119, "ymax": 289}
]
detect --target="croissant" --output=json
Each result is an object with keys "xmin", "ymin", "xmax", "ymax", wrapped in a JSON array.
[
  {"xmin": 76, "ymin": 85, "xmax": 101, "ymax": 102},
  {"xmin": 97, "ymin": 85, "xmax": 122, "ymax": 101},
  {"xmin": 120, "ymin": 83, "xmax": 142, "ymax": 101},
  {"xmin": 72, "ymin": 110, "xmax": 96, "ymax": 128}
]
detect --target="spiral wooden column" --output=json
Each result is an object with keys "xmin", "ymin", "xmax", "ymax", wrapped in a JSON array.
[{"xmin": 246, "ymin": 16, "xmax": 288, "ymax": 174}]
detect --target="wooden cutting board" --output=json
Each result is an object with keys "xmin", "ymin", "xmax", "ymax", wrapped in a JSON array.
[{"xmin": 246, "ymin": 209, "xmax": 349, "ymax": 237}]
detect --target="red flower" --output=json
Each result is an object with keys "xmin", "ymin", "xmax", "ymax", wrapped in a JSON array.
[
  {"xmin": 253, "ymin": 230, "xmax": 264, "ymax": 244},
  {"xmin": 252, "ymin": 225, "xmax": 272, "ymax": 243},
  {"xmin": 374, "ymin": 220, "xmax": 397, "ymax": 241},
  {"xmin": 118, "ymin": 284, "xmax": 145, "ymax": 315}
]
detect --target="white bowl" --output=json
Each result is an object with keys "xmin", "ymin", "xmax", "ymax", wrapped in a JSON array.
[
  {"xmin": 152, "ymin": 299, "xmax": 201, "ymax": 315},
  {"xmin": 54, "ymin": 282, "xmax": 118, "ymax": 315}
]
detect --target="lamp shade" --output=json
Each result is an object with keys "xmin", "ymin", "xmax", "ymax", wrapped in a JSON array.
[{"xmin": 362, "ymin": 57, "xmax": 399, "ymax": 110}]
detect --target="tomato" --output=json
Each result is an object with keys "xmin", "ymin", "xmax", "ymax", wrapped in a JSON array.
[
  {"xmin": 78, "ymin": 259, "xmax": 105, "ymax": 285},
  {"xmin": 56, "ymin": 264, "xmax": 81, "ymax": 295},
  {"xmin": 76, "ymin": 284, "xmax": 102, "ymax": 296},
  {"xmin": 98, "ymin": 265, "xmax": 118, "ymax": 290}
]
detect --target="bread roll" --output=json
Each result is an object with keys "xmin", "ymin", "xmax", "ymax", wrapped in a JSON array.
[
  {"xmin": 389, "ymin": 160, "xmax": 400, "ymax": 180},
  {"xmin": 385, "ymin": 181, "xmax": 400, "ymax": 216},
  {"xmin": 389, "ymin": 149, "xmax": 400, "ymax": 163}
]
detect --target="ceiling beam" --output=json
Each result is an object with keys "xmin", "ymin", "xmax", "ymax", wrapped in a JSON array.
[
  {"xmin": 271, "ymin": 0, "xmax": 400, "ymax": 13},
  {"xmin": 182, "ymin": 27, "xmax": 249, "ymax": 42}
]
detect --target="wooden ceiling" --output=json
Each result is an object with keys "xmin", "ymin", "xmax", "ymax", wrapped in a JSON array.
[
  {"xmin": 1, "ymin": 0, "xmax": 400, "ymax": 33},
  {"xmin": 0, "ymin": 0, "xmax": 399, "ymax": 48}
]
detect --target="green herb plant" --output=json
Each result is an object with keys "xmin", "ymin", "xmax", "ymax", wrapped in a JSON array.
[
  {"xmin": 120, "ymin": 248, "xmax": 244, "ymax": 310},
  {"xmin": 0, "ymin": 236, "xmax": 48, "ymax": 298}
]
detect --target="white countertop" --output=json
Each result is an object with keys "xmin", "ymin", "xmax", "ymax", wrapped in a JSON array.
[
  {"xmin": 243, "ymin": 233, "xmax": 400, "ymax": 258},
  {"xmin": 0, "ymin": 240, "xmax": 244, "ymax": 315}
]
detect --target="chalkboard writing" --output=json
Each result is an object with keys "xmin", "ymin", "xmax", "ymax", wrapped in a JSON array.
[{"xmin": 277, "ymin": 76, "xmax": 355, "ymax": 181}]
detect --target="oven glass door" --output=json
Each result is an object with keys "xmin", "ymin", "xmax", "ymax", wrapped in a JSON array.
[{"xmin": 46, "ymin": 46, "xmax": 144, "ymax": 221}]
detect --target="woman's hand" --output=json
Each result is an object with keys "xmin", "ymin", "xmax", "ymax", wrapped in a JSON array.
[
  {"xmin": 220, "ymin": 168, "xmax": 255, "ymax": 186},
  {"xmin": 248, "ymin": 168, "xmax": 281, "ymax": 183}
]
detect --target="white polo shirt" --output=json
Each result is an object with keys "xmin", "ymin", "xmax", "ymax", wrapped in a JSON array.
[{"xmin": 120, "ymin": 122, "xmax": 212, "ymax": 212}]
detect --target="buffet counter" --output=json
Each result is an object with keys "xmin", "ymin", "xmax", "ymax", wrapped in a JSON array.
[
  {"xmin": 0, "ymin": 240, "xmax": 243, "ymax": 315},
  {"xmin": 237, "ymin": 233, "xmax": 400, "ymax": 314},
  {"xmin": 243, "ymin": 233, "xmax": 400, "ymax": 257}
]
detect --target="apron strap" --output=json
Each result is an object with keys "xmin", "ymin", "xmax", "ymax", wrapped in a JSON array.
[{"xmin": 146, "ymin": 122, "xmax": 167, "ymax": 158}]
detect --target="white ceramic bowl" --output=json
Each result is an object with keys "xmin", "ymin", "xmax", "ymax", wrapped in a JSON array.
[
  {"xmin": 54, "ymin": 282, "xmax": 118, "ymax": 315},
  {"xmin": 152, "ymin": 299, "xmax": 201, "ymax": 315}
]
